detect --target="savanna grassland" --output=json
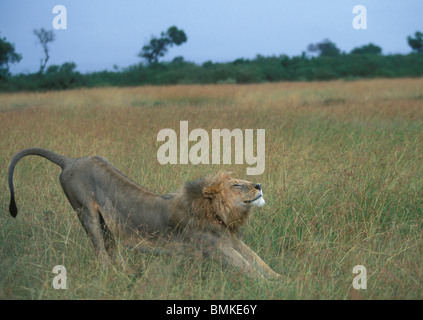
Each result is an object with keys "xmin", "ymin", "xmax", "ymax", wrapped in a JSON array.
[{"xmin": 0, "ymin": 78, "xmax": 422, "ymax": 300}]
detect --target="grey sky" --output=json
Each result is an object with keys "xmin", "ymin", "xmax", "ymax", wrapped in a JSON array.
[{"xmin": 1, "ymin": 0, "xmax": 422, "ymax": 73}]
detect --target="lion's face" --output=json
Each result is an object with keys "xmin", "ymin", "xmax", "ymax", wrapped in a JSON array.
[
  {"xmin": 219, "ymin": 178, "xmax": 265, "ymax": 208},
  {"xmin": 200, "ymin": 172, "xmax": 265, "ymax": 230}
]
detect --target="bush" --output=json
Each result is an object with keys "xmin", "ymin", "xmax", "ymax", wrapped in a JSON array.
[{"xmin": 2, "ymin": 53, "xmax": 423, "ymax": 92}]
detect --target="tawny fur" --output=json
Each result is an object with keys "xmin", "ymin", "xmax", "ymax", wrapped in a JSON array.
[{"xmin": 8, "ymin": 148, "xmax": 280, "ymax": 279}]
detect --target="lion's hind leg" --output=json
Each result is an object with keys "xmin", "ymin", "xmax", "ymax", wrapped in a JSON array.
[
  {"xmin": 76, "ymin": 200, "xmax": 113, "ymax": 267},
  {"xmin": 98, "ymin": 210, "xmax": 129, "ymax": 268}
]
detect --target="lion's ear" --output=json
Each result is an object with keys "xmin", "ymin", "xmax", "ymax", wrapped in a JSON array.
[{"xmin": 203, "ymin": 185, "xmax": 219, "ymax": 199}]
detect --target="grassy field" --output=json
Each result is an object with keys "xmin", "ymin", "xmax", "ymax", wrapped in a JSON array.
[{"xmin": 0, "ymin": 78, "xmax": 422, "ymax": 299}]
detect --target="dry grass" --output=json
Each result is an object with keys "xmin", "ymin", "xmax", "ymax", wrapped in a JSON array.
[{"xmin": 0, "ymin": 78, "xmax": 422, "ymax": 299}]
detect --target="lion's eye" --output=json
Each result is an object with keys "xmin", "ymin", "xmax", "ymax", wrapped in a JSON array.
[{"xmin": 232, "ymin": 184, "xmax": 242, "ymax": 188}]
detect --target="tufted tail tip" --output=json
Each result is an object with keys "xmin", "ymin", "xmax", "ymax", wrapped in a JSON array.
[{"xmin": 9, "ymin": 195, "xmax": 18, "ymax": 218}]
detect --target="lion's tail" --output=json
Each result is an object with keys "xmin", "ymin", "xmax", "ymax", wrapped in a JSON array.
[{"xmin": 8, "ymin": 148, "xmax": 74, "ymax": 218}]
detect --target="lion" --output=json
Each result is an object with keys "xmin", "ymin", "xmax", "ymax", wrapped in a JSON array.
[{"xmin": 8, "ymin": 148, "xmax": 280, "ymax": 279}]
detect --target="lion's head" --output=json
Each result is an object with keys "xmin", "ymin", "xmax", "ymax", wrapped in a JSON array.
[{"xmin": 183, "ymin": 172, "xmax": 265, "ymax": 234}]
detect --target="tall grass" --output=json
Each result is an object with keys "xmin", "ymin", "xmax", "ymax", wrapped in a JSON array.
[{"xmin": 0, "ymin": 78, "xmax": 422, "ymax": 299}]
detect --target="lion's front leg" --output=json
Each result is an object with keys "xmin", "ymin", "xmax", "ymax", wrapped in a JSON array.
[
  {"xmin": 217, "ymin": 241, "xmax": 266, "ymax": 279},
  {"xmin": 233, "ymin": 240, "xmax": 281, "ymax": 280},
  {"xmin": 193, "ymin": 232, "xmax": 264, "ymax": 279}
]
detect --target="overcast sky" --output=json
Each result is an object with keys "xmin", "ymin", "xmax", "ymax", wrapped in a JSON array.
[{"xmin": 1, "ymin": 0, "xmax": 422, "ymax": 74}]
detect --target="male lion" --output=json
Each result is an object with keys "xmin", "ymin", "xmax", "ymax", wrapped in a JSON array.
[{"xmin": 8, "ymin": 148, "xmax": 280, "ymax": 279}]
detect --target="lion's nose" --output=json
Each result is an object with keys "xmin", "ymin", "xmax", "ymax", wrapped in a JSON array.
[{"xmin": 254, "ymin": 184, "xmax": 261, "ymax": 191}]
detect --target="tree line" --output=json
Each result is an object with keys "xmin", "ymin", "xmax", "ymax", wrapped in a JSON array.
[{"xmin": 0, "ymin": 27, "xmax": 422, "ymax": 91}]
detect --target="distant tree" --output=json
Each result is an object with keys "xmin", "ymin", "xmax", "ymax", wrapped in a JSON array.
[
  {"xmin": 202, "ymin": 60, "xmax": 214, "ymax": 68},
  {"xmin": 407, "ymin": 31, "xmax": 423, "ymax": 53},
  {"xmin": 172, "ymin": 56, "xmax": 185, "ymax": 64},
  {"xmin": 0, "ymin": 34, "xmax": 22, "ymax": 78},
  {"xmin": 139, "ymin": 26, "xmax": 187, "ymax": 65},
  {"xmin": 33, "ymin": 28, "xmax": 55, "ymax": 73},
  {"xmin": 45, "ymin": 61, "xmax": 77, "ymax": 75},
  {"xmin": 350, "ymin": 43, "xmax": 382, "ymax": 55},
  {"xmin": 308, "ymin": 39, "xmax": 341, "ymax": 57}
]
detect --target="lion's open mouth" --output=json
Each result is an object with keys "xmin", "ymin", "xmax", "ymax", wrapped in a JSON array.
[{"xmin": 244, "ymin": 194, "xmax": 262, "ymax": 204}]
